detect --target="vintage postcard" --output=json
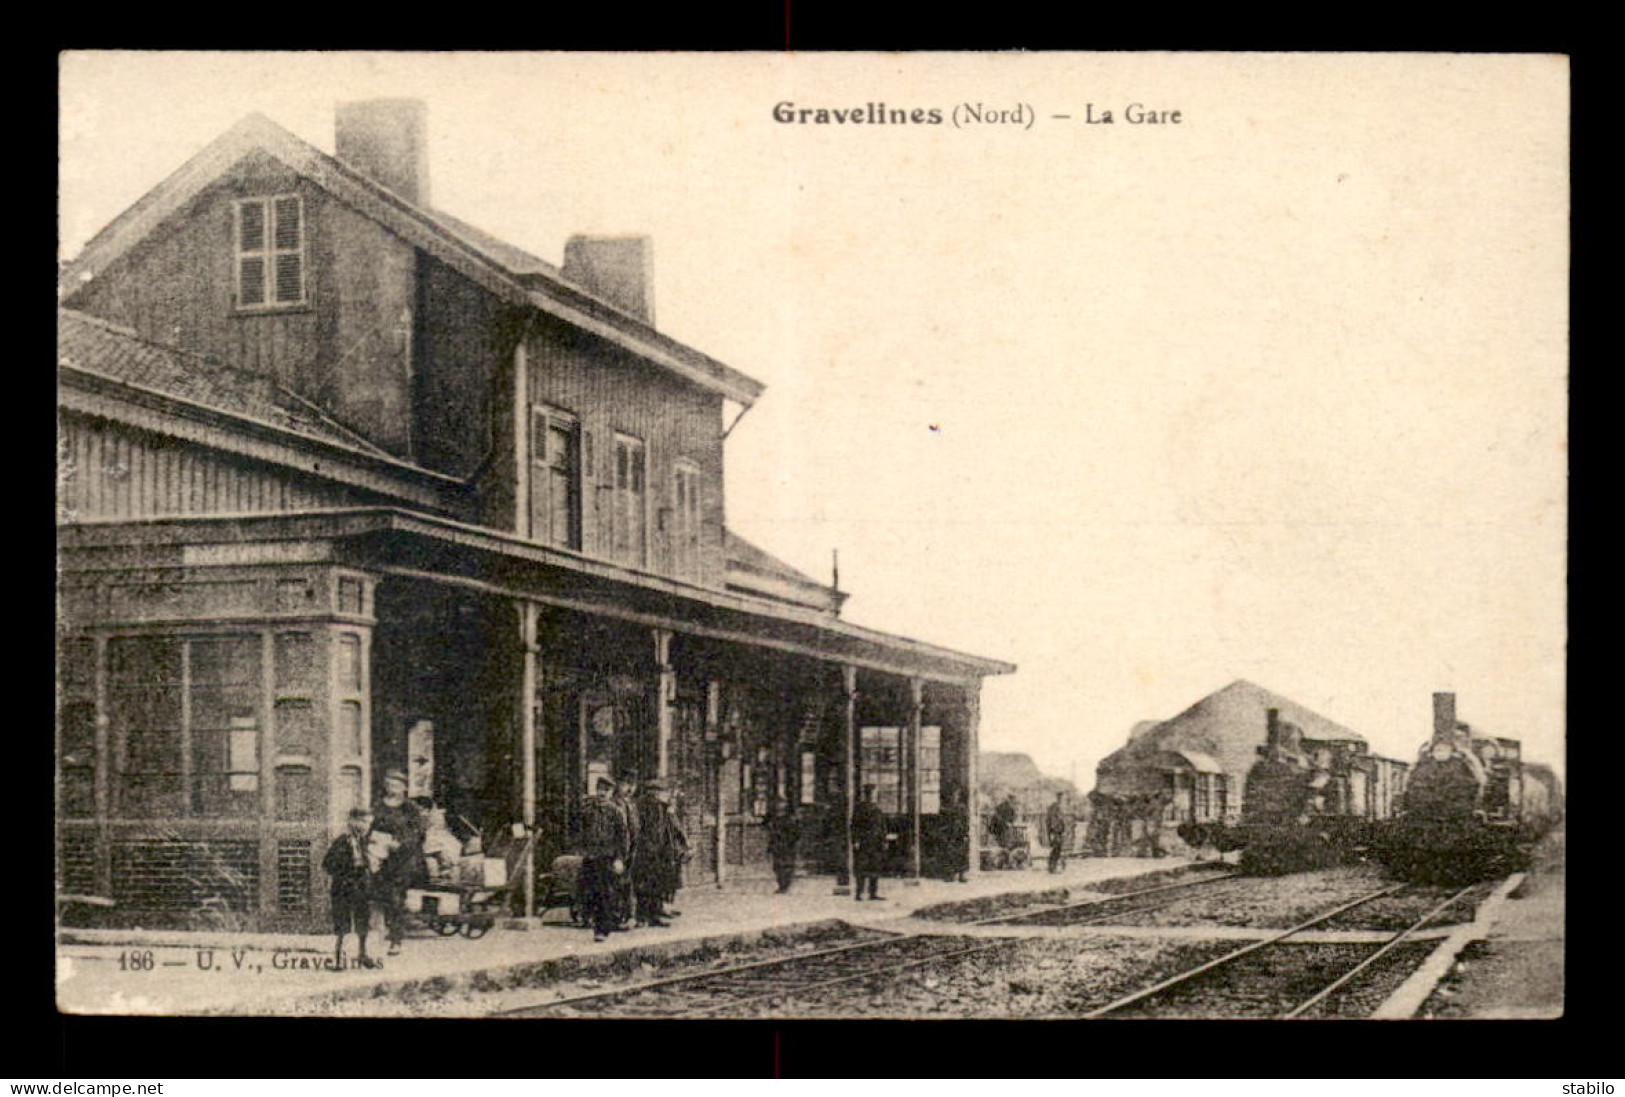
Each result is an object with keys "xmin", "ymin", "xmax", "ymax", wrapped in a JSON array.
[{"xmin": 55, "ymin": 51, "xmax": 1567, "ymax": 1020}]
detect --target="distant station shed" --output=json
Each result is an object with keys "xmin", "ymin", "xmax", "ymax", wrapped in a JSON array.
[{"xmin": 1089, "ymin": 680, "xmax": 1406, "ymax": 855}]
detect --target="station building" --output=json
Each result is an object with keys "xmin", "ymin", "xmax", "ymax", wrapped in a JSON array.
[{"xmin": 55, "ymin": 101, "xmax": 1014, "ymax": 931}]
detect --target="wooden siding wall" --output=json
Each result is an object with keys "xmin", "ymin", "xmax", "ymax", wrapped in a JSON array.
[
  {"xmin": 414, "ymin": 252, "xmax": 511, "ymax": 503},
  {"xmin": 58, "ymin": 414, "xmax": 366, "ymax": 522},
  {"xmin": 65, "ymin": 152, "xmax": 419, "ymax": 460},
  {"xmin": 527, "ymin": 316, "xmax": 727, "ymax": 588}
]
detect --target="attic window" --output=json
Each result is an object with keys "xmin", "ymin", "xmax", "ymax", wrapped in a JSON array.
[{"xmin": 235, "ymin": 196, "xmax": 305, "ymax": 309}]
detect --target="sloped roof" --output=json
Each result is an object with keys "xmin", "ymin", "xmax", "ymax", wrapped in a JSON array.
[
  {"xmin": 430, "ymin": 208, "xmax": 562, "ymax": 279},
  {"xmin": 981, "ymin": 751, "xmax": 1047, "ymax": 787},
  {"xmin": 1099, "ymin": 679, "xmax": 1366, "ymax": 785},
  {"xmin": 1168, "ymin": 749, "xmax": 1223, "ymax": 774},
  {"xmin": 723, "ymin": 529, "xmax": 849, "ymax": 613},
  {"xmin": 1127, "ymin": 719, "xmax": 1163, "ymax": 742},
  {"xmin": 59, "ymin": 112, "xmax": 764, "ymax": 406},
  {"xmin": 725, "ymin": 530, "xmax": 826, "ymax": 587},
  {"xmin": 980, "ymin": 751, "xmax": 1077, "ymax": 795},
  {"xmin": 58, "ymin": 309, "xmax": 395, "ymax": 459}
]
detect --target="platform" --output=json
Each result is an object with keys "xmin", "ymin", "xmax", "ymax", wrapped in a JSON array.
[
  {"xmin": 56, "ymin": 855, "xmax": 1206, "ymax": 1016},
  {"xmin": 1401, "ymin": 825, "xmax": 1565, "ymax": 1019}
]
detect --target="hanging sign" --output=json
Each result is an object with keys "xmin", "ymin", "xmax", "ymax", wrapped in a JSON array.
[{"xmin": 408, "ymin": 719, "xmax": 435, "ymax": 799}]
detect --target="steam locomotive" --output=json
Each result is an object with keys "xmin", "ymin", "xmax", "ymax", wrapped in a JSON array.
[
  {"xmin": 1232, "ymin": 692, "xmax": 1560, "ymax": 882},
  {"xmin": 1229, "ymin": 708, "xmax": 1407, "ymax": 875},
  {"xmin": 1374, "ymin": 692, "xmax": 1562, "ymax": 884}
]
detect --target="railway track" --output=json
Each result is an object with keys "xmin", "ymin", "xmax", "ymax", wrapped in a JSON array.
[
  {"xmin": 492, "ymin": 871, "xmax": 1241, "ymax": 1018},
  {"xmin": 982, "ymin": 872, "xmax": 1246, "ymax": 927},
  {"xmin": 1083, "ymin": 882, "xmax": 1479, "ymax": 1019}
]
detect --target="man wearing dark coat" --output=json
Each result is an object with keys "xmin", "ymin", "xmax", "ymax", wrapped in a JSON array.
[
  {"xmin": 767, "ymin": 800, "xmax": 799, "ymax": 893},
  {"xmin": 1045, "ymin": 792, "xmax": 1069, "ymax": 874},
  {"xmin": 613, "ymin": 773, "xmax": 640, "ymax": 929},
  {"xmin": 631, "ymin": 779, "xmax": 684, "ymax": 926},
  {"xmin": 663, "ymin": 790, "xmax": 690, "ymax": 915},
  {"xmin": 852, "ymin": 784, "xmax": 888, "ymax": 901},
  {"xmin": 370, "ymin": 769, "xmax": 426, "ymax": 956},
  {"xmin": 992, "ymin": 793, "xmax": 1018, "ymax": 850},
  {"xmin": 580, "ymin": 776, "xmax": 631, "ymax": 942},
  {"xmin": 321, "ymin": 807, "xmax": 379, "ymax": 969}
]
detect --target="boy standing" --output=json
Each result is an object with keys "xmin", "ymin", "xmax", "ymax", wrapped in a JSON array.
[{"xmin": 322, "ymin": 807, "xmax": 379, "ymax": 969}]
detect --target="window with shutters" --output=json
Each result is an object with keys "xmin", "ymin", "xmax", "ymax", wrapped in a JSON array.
[
  {"xmin": 235, "ymin": 196, "xmax": 306, "ymax": 309},
  {"xmin": 612, "ymin": 433, "xmax": 647, "ymax": 568},
  {"xmin": 530, "ymin": 407, "xmax": 581, "ymax": 549},
  {"xmin": 672, "ymin": 460, "xmax": 702, "ymax": 580}
]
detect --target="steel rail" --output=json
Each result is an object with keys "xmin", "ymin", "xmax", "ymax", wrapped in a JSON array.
[
  {"xmin": 1081, "ymin": 883, "xmax": 1409, "ymax": 1018},
  {"xmin": 670, "ymin": 938, "xmax": 1024, "ymax": 1017},
  {"xmin": 486, "ymin": 933, "xmax": 933, "ymax": 1017},
  {"xmin": 491, "ymin": 869, "xmax": 1241, "ymax": 1017},
  {"xmin": 978, "ymin": 871, "xmax": 1241, "ymax": 927},
  {"xmin": 1280, "ymin": 883, "xmax": 1477, "ymax": 1019}
]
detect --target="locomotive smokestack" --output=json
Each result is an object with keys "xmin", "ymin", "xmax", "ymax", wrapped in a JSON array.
[
  {"xmin": 1266, "ymin": 707, "xmax": 1281, "ymax": 747},
  {"xmin": 1432, "ymin": 692, "xmax": 1456, "ymax": 743}
]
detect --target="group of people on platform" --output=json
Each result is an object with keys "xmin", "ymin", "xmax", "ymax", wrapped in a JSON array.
[
  {"xmin": 578, "ymin": 773, "xmax": 690, "ymax": 943},
  {"xmin": 320, "ymin": 768, "xmax": 431, "ymax": 970},
  {"xmin": 322, "ymin": 771, "xmax": 995, "ymax": 964}
]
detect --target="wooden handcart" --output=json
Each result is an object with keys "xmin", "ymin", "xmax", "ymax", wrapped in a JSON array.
[{"xmin": 406, "ymin": 824, "xmax": 536, "ymax": 939}]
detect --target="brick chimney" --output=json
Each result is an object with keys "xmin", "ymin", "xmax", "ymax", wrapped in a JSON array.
[
  {"xmin": 335, "ymin": 99, "xmax": 430, "ymax": 207},
  {"xmin": 562, "ymin": 235, "xmax": 655, "ymax": 323},
  {"xmin": 1432, "ymin": 692, "xmax": 1456, "ymax": 743}
]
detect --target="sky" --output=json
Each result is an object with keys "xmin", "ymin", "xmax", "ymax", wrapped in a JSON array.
[{"xmin": 58, "ymin": 52, "xmax": 1569, "ymax": 785}]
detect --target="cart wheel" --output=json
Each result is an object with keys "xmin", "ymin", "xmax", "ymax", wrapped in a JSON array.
[
  {"xmin": 461, "ymin": 919, "xmax": 491, "ymax": 940},
  {"xmin": 434, "ymin": 919, "xmax": 459, "ymax": 936}
]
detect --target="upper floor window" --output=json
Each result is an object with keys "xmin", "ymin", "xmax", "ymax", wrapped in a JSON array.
[
  {"xmin": 530, "ymin": 407, "xmax": 581, "ymax": 550},
  {"xmin": 612, "ymin": 433, "xmax": 647, "ymax": 568},
  {"xmin": 235, "ymin": 196, "xmax": 306, "ymax": 309},
  {"xmin": 672, "ymin": 460, "xmax": 702, "ymax": 579}
]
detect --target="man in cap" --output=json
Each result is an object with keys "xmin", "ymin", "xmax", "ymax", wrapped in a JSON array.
[
  {"xmin": 852, "ymin": 784, "xmax": 888, "ymax": 901},
  {"xmin": 631, "ymin": 779, "xmax": 684, "ymax": 927},
  {"xmin": 370, "ymin": 769, "xmax": 426, "ymax": 956},
  {"xmin": 579, "ymin": 776, "xmax": 631, "ymax": 942},
  {"xmin": 1045, "ymin": 791, "xmax": 1069, "ymax": 874},
  {"xmin": 613, "ymin": 772, "xmax": 641, "ymax": 929}
]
